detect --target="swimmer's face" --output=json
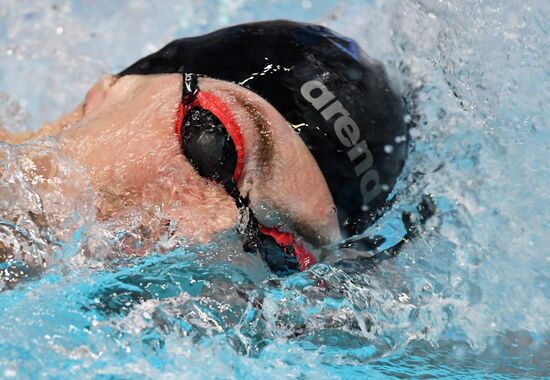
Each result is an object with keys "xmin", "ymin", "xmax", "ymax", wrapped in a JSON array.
[{"xmin": 58, "ymin": 74, "xmax": 340, "ymax": 249}]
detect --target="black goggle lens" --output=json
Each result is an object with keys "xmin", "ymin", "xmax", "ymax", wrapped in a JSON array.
[
  {"xmin": 180, "ymin": 101, "xmax": 302, "ymax": 276},
  {"xmin": 181, "ymin": 107, "xmax": 237, "ymax": 184}
]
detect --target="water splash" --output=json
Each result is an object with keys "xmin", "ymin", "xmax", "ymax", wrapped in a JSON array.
[{"xmin": 0, "ymin": 0, "xmax": 549, "ymax": 378}]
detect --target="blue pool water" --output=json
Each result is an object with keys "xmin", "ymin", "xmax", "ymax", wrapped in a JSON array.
[{"xmin": 1, "ymin": 0, "xmax": 549, "ymax": 378}]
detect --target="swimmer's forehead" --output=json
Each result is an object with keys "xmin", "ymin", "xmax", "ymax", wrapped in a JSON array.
[
  {"xmin": 110, "ymin": 73, "xmax": 339, "ymax": 247},
  {"xmin": 197, "ymin": 76, "xmax": 340, "ymax": 246}
]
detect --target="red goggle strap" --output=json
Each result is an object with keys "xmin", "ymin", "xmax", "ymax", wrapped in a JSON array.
[
  {"xmin": 259, "ymin": 225, "xmax": 316, "ymax": 271},
  {"xmin": 174, "ymin": 85, "xmax": 315, "ymax": 272}
]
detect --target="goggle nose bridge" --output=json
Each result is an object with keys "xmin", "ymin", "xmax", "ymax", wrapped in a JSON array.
[{"xmin": 177, "ymin": 70, "xmax": 313, "ymax": 274}]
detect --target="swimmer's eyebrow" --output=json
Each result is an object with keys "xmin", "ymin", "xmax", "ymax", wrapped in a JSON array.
[
  {"xmin": 230, "ymin": 92, "xmax": 273, "ymax": 170},
  {"xmin": 229, "ymin": 91, "xmax": 327, "ymax": 248}
]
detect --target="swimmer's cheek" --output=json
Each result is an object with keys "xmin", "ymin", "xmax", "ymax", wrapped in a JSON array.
[
  {"xmin": 166, "ymin": 203, "xmax": 240, "ymax": 244},
  {"xmin": 159, "ymin": 188, "xmax": 240, "ymax": 245}
]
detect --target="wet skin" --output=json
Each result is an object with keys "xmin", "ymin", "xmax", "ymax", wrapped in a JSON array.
[{"xmin": 1, "ymin": 74, "xmax": 341, "ymax": 255}]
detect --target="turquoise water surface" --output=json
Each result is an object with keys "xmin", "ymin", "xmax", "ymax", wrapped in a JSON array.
[{"xmin": 0, "ymin": 0, "xmax": 549, "ymax": 378}]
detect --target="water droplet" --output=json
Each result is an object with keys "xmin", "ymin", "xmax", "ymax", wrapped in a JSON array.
[
  {"xmin": 394, "ymin": 135, "xmax": 406, "ymax": 143},
  {"xmin": 4, "ymin": 370, "xmax": 17, "ymax": 378}
]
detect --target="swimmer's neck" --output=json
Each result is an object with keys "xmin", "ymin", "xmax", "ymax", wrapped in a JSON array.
[{"xmin": 0, "ymin": 102, "xmax": 84, "ymax": 145}]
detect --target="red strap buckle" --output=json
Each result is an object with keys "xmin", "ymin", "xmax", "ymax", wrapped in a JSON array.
[{"xmin": 259, "ymin": 225, "xmax": 316, "ymax": 271}]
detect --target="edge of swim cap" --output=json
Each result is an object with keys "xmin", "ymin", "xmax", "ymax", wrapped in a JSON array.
[{"xmin": 118, "ymin": 20, "xmax": 408, "ymax": 245}]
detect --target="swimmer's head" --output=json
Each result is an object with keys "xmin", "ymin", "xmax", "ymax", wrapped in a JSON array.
[{"xmin": 120, "ymin": 20, "xmax": 407, "ymax": 248}]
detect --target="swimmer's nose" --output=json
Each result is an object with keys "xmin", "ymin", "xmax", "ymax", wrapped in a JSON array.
[{"xmin": 83, "ymin": 75, "xmax": 118, "ymax": 115}]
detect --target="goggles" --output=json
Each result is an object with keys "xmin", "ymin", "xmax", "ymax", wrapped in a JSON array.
[{"xmin": 175, "ymin": 72, "xmax": 315, "ymax": 275}]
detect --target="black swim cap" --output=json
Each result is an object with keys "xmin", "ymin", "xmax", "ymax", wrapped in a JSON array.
[{"xmin": 120, "ymin": 20, "xmax": 407, "ymax": 245}]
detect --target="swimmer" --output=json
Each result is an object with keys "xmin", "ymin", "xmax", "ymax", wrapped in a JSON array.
[{"xmin": 1, "ymin": 20, "xmax": 408, "ymax": 275}]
